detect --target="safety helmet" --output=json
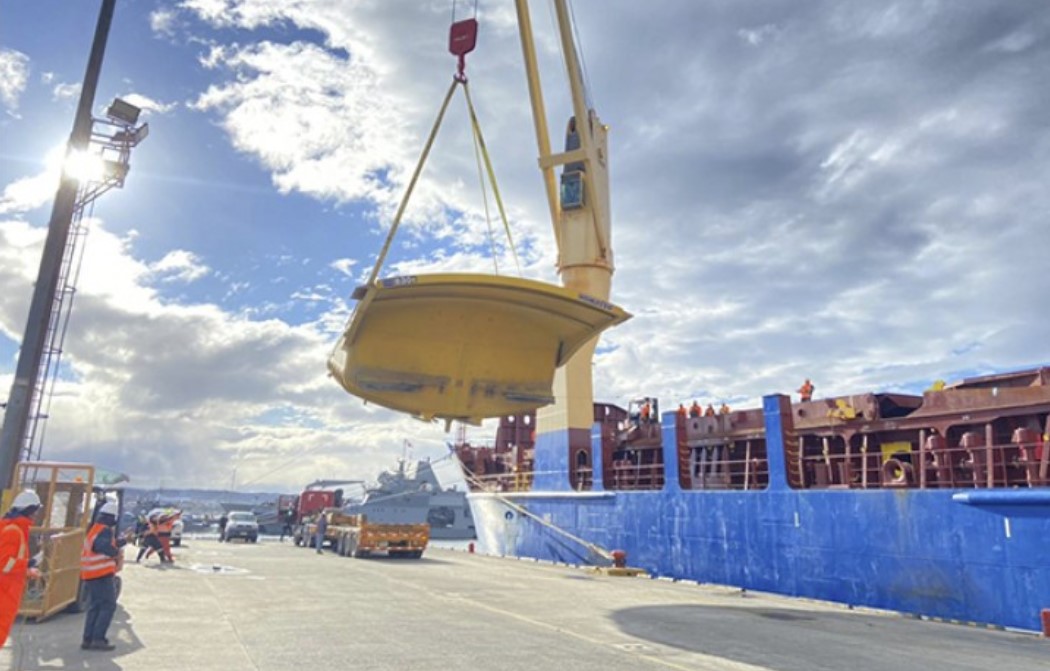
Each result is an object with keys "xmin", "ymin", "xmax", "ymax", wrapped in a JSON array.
[
  {"xmin": 99, "ymin": 500, "xmax": 119, "ymax": 517},
  {"xmin": 12, "ymin": 490, "xmax": 41, "ymax": 511}
]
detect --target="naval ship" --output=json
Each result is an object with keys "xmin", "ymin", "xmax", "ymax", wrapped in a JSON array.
[
  {"xmin": 344, "ymin": 458, "xmax": 475, "ymax": 540},
  {"xmin": 227, "ymin": 458, "xmax": 474, "ymax": 540}
]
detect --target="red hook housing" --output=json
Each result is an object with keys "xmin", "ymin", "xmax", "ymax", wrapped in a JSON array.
[{"xmin": 449, "ymin": 18, "xmax": 478, "ymax": 81}]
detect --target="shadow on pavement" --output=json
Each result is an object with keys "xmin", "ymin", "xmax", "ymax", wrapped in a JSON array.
[
  {"xmin": 7, "ymin": 604, "xmax": 142, "ymax": 670},
  {"xmin": 611, "ymin": 603, "xmax": 1048, "ymax": 671},
  {"xmin": 350, "ymin": 556, "xmax": 454, "ymax": 566}
]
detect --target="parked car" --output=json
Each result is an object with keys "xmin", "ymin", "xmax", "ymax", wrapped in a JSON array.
[{"xmin": 224, "ymin": 511, "xmax": 259, "ymax": 542}]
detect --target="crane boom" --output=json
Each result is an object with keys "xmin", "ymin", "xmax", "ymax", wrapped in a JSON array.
[{"xmin": 514, "ymin": 0, "xmax": 615, "ymax": 456}]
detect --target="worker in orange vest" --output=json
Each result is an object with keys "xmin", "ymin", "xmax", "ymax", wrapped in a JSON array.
[
  {"xmin": 80, "ymin": 500, "xmax": 125, "ymax": 651},
  {"xmin": 677, "ymin": 404, "xmax": 687, "ymax": 419},
  {"xmin": 1, "ymin": 490, "xmax": 42, "ymax": 648},
  {"xmin": 156, "ymin": 511, "xmax": 178, "ymax": 562},
  {"xmin": 799, "ymin": 379, "xmax": 814, "ymax": 402},
  {"xmin": 689, "ymin": 400, "xmax": 702, "ymax": 418},
  {"xmin": 704, "ymin": 404, "xmax": 716, "ymax": 417},
  {"xmin": 719, "ymin": 402, "xmax": 731, "ymax": 415},
  {"xmin": 640, "ymin": 401, "xmax": 651, "ymax": 424},
  {"xmin": 136, "ymin": 512, "xmax": 165, "ymax": 563}
]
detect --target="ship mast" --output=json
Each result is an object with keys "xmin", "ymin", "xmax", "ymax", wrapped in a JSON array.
[{"xmin": 514, "ymin": 0, "xmax": 613, "ymax": 455}]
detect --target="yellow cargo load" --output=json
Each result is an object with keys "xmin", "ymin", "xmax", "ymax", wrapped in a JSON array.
[{"xmin": 327, "ymin": 273, "xmax": 630, "ymax": 424}]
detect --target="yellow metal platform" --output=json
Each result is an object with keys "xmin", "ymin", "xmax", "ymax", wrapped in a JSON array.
[{"xmin": 327, "ymin": 273, "xmax": 630, "ymax": 424}]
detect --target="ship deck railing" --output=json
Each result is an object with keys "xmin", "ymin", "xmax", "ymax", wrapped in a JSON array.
[
  {"xmin": 466, "ymin": 437, "xmax": 1048, "ymax": 493},
  {"xmin": 795, "ymin": 438, "xmax": 1048, "ymax": 490}
]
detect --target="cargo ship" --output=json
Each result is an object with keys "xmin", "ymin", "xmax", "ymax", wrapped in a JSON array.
[
  {"xmin": 455, "ymin": 370, "xmax": 1050, "ymax": 631},
  {"xmin": 317, "ymin": 1, "xmax": 1049, "ymax": 633},
  {"xmin": 444, "ymin": 1, "xmax": 1050, "ymax": 633}
]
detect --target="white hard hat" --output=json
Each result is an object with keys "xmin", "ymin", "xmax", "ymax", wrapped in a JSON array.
[
  {"xmin": 99, "ymin": 500, "xmax": 119, "ymax": 516},
  {"xmin": 12, "ymin": 490, "xmax": 41, "ymax": 510}
]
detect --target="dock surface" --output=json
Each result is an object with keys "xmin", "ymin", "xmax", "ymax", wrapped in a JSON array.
[{"xmin": 3, "ymin": 538, "xmax": 1047, "ymax": 670}]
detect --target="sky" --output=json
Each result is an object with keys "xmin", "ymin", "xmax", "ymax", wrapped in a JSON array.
[{"xmin": 1, "ymin": 0, "xmax": 1049, "ymax": 494}]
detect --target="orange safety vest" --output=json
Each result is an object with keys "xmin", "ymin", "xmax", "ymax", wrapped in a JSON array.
[
  {"xmin": 0, "ymin": 518, "xmax": 29, "ymax": 577},
  {"xmin": 1, "ymin": 516, "xmax": 32, "ymax": 648},
  {"xmin": 81, "ymin": 523, "xmax": 117, "ymax": 580}
]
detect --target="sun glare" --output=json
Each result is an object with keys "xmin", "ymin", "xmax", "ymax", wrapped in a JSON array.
[
  {"xmin": 44, "ymin": 144, "xmax": 107, "ymax": 184},
  {"xmin": 63, "ymin": 149, "xmax": 107, "ymax": 183}
]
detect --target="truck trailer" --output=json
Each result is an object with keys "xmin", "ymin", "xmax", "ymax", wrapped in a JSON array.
[{"xmin": 296, "ymin": 510, "xmax": 428, "ymax": 558}]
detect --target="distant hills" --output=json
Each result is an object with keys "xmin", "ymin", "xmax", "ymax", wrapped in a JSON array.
[{"xmin": 124, "ymin": 487, "xmax": 286, "ymax": 508}]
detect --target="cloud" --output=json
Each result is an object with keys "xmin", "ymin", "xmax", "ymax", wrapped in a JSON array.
[
  {"xmin": 0, "ymin": 48, "xmax": 29, "ymax": 110},
  {"xmin": 119, "ymin": 92, "xmax": 177, "ymax": 115},
  {"xmin": 0, "ymin": 216, "xmax": 446, "ymax": 489},
  {"xmin": 149, "ymin": 8, "xmax": 179, "ymax": 37},
  {"xmin": 180, "ymin": 0, "xmax": 286, "ymax": 30},
  {"xmin": 0, "ymin": 170, "xmax": 58, "ymax": 215},
  {"xmin": 191, "ymin": 40, "xmax": 405, "ymax": 209},
  {"xmin": 533, "ymin": 1, "xmax": 1050, "ymax": 411},
  {"xmin": 52, "ymin": 81, "xmax": 81, "ymax": 101},
  {"xmin": 329, "ymin": 258, "xmax": 356, "ymax": 277},
  {"xmin": 184, "ymin": 1, "xmax": 556, "ymax": 268},
  {"xmin": 149, "ymin": 249, "xmax": 210, "ymax": 283},
  {"xmin": 738, "ymin": 24, "xmax": 780, "ymax": 46}
]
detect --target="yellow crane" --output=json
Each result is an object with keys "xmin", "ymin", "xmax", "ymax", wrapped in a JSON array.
[{"xmin": 327, "ymin": 0, "xmax": 628, "ymax": 428}]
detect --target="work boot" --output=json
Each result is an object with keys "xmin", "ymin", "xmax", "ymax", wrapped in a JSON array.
[
  {"xmin": 80, "ymin": 640, "xmax": 91, "ymax": 650},
  {"xmin": 89, "ymin": 641, "xmax": 116, "ymax": 651}
]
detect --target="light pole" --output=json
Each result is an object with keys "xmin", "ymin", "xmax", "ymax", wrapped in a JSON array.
[{"xmin": 0, "ymin": 0, "xmax": 147, "ymax": 488}]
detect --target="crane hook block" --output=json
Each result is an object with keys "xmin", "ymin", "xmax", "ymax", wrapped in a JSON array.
[{"xmin": 449, "ymin": 18, "xmax": 478, "ymax": 57}]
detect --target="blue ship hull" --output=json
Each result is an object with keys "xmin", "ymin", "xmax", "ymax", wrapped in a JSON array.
[{"xmin": 468, "ymin": 395, "xmax": 1050, "ymax": 632}]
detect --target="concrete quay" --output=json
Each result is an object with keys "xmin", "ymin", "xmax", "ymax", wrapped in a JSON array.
[{"xmin": 2, "ymin": 537, "xmax": 1047, "ymax": 670}]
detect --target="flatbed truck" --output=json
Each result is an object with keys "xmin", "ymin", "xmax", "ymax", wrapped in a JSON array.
[{"xmin": 295, "ymin": 510, "xmax": 429, "ymax": 558}]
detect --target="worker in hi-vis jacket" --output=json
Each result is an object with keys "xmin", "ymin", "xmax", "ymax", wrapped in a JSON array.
[
  {"xmin": 0, "ymin": 490, "xmax": 42, "ymax": 647},
  {"xmin": 80, "ymin": 500, "xmax": 126, "ymax": 651}
]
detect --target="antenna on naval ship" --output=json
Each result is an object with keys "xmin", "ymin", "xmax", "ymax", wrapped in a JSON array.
[{"xmin": 0, "ymin": 0, "xmax": 149, "ymax": 488}]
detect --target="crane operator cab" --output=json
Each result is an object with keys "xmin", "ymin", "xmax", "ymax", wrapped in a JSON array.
[{"xmin": 561, "ymin": 115, "xmax": 585, "ymax": 209}]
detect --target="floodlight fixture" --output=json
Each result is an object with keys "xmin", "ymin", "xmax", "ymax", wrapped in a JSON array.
[
  {"xmin": 102, "ymin": 160, "xmax": 129, "ymax": 182},
  {"xmin": 106, "ymin": 98, "xmax": 141, "ymax": 125},
  {"xmin": 110, "ymin": 123, "xmax": 148, "ymax": 147},
  {"xmin": 131, "ymin": 122, "xmax": 149, "ymax": 145}
]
